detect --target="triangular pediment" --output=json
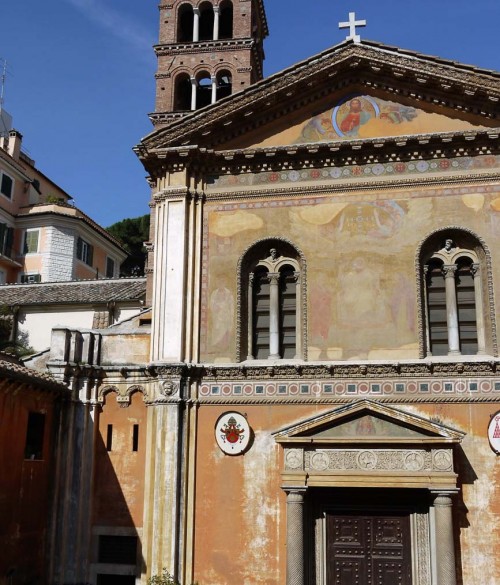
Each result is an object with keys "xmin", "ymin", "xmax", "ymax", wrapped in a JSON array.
[
  {"xmin": 274, "ymin": 400, "xmax": 464, "ymax": 445},
  {"xmin": 140, "ymin": 40, "xmax": 500, "ymax": 156}
]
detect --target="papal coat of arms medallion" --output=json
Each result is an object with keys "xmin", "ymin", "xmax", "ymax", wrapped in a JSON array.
[
  {"xmin": 488, "ymin": 411, "xmax": 500, "ymax": 454},
  {"xmin": 215, "ymin": 412, "xmax": 251, "ymax": 455}
]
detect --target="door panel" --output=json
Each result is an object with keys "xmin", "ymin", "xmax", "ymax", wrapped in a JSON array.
[{"xmin": 327, "ymin": 512, "xmax": 412, "ymax": 585}]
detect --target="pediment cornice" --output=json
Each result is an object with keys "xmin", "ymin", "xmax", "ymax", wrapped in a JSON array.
[{"xmin": 139, "ymin": 41, "xmax": 500, "ymax": 157}]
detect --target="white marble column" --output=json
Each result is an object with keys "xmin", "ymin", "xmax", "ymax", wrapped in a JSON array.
[
  {"xmin": 294, "ymin": 271, "xmax": 301, "ymax": 360},
  {"xmin": 213, "ymin": 6, "xmax": 220, "ymax": 40},
  {"xmin": 471, "ymin": 263, "xmax": 486, "ymax": 354},
  {"xmin": 433, "ymin": 493, "xmax": 457, "ymax": 585},
  {"xmin": 211, "ymin": 74, "xmax": 217, "ymax": 104},
  {"xmin": 247, "ymin": 272, "xmax": 255, "ymax": 360},
  {"xmin": 190, "ymin": 77, "xmax": 197, "ymax": 111},
  {"xmin": 269, "ymin": 272, "xmax": 280, "ymax": 359},
  {"xmin": 443, "ymin": 264, "xmax": 460, "ymax": 355},
  {"xmin": 286, "ymin": 489, "xmax": 306, "ymax": 585},
  {"xmin": 193, "ymin": 8, "xmax": 200, "ymax": 42}
]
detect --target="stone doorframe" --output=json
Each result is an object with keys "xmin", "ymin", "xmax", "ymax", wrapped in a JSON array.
[{"xmin": 273, "ymin": 400, "xmax": 465, "ymax": 585}]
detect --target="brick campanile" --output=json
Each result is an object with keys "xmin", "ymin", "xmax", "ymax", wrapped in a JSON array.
[{"xmin": 151, "ymin": 0, "xmax": 268, "ymax": 127}]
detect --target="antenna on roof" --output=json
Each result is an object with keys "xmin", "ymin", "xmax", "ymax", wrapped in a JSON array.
[{"xmin": 0, "ymin": 58, "xmax": 7, "ymax": 109}]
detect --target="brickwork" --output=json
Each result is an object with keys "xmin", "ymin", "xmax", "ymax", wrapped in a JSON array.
[{"xmin": 154, "ymin": 0, "xmax": 267, "ymax": 115}]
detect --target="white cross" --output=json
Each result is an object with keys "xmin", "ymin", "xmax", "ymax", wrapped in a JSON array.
[{"xmin": 339, "ymin": 12, "xmax": 367, "ymax": 44}]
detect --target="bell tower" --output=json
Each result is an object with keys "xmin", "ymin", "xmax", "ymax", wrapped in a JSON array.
[{"xmin": 152, "ymin": 0, "xmax": 268, "ymax": 127}]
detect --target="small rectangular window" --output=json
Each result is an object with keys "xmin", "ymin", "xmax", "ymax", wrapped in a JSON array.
[
  {"xmin": 76, "ymin": 236, "xmax": 94, "ymax": 266},
  {"xmin": 106, "ymin": 257, "xmax": 115, "ymax": 278},
  {"xmin": 21, "ymin": 273, "xmax": 41, "ymax": 284},
  {"xmin": 98, "ymin": 535, "xmax": 138, "ymax": 565},
  {"xmin": 106, "ymin": 424, "xmax": 113, "ymax": 451},
  {"xmin": 24, "ymin": 412, "xmax": 45, "ymax": 460},
  {"xmin": 132, "ymin": 424, "xmax": 139, "ymax": 452},
  {"xmin": 23, "ymin": 229, "xmax": 39, "ymax": 254},
  {"xmin": 0, "ymin": 173, "xmax": 13, "ymax": 199}
]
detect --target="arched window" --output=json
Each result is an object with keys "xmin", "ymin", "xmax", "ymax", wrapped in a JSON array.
[
  {"xmin": 196, "ymin": 72, "xmax": 213, "ymax": 109},
  {"xmin": 219, "ymin": 0, "xmax": 233, "ymax": 39},
  {"xmin": 216, "ymin": 70, "xmax": 232, "ymax": 100},
  {"xmin": 174, "ymin": 73, "xmax": 192, "ymax": 111},
  {"xmin": 239, "ymin": 241, "xmax": 305, "ymax": 361},
  {"xmin": 420, "ymin": 230, "xmax": 493, "ymax": 356},
  {"xmin": 199, "ymin": 2, "xmax": 215, "ymax": 41},
  {"xmin": 177, "ymin": 3, "xmax": 194, "ymax": 42}
]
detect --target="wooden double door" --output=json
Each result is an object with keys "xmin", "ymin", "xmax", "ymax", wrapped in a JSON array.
[{"xmin": 326, "ymin": 511, "xmax": 412, "ymax": 585}]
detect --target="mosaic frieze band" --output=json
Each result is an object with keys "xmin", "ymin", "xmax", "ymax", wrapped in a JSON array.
[
  {"xmin": 207, "ymin": 154, "xmax": 500, "ymax": 189},
  {"xmin": 199, "ymin": 378, "xmax": 500, "ymax": 397},
  {"xmin": 284, "ymin": 448, "xmax": 454, "ymax": 473}
]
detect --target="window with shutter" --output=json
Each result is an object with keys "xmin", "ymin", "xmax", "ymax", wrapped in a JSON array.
[
  {"xmin": 243, "ymin": 242, "xmax": 302, "ymax": 360},
  {"xmin": 422, "ymin": 234, "xmax": 487, "ymax": 356},
  {"xmin": 23, "ymin": 229, "xmax": 40, "ymax": 254},
  {"xmin": 0, "ymin": 172, "xmax": 13, "ymax": 199}
]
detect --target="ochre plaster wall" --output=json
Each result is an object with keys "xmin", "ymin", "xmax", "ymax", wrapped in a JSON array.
[
  {"xmin": 92, "ymin": 391, "xmax": 147, "ymax": 528},
  {"xmin": 193, "ymin": 401, "xmax": 500, "ymax": 585},
  {"xmin": 201, "ymin": 182, "xmax": 500, "ymax": 363},
  {"xmin": 0, "ymin": 386, "xmax": 58, "ymax": 584}
]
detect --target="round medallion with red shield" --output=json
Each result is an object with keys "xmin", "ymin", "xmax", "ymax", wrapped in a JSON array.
[
  {"xmin": 215, "ymin": 412, "xmax": 251, "ymax": 455},
  {"xmin": 488, "ymin": 411, "xmax": 500, "ymax": 454}
]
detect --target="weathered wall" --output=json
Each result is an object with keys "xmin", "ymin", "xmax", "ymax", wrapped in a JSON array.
[
  {"xmin": 0, "ymin": 385, "xmax": 59, "ymax": 585},
  {"xmin": 201, "ymin": 178, "xmax": 500, "ymax": 363},
  {"xmin": 192, "ymin": 401, "xmax": 500, "ymax": 585}
]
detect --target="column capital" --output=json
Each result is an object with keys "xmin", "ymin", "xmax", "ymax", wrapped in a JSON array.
[
  {"xmin": 213, "ymin": 5, "xmax": 220, "ymax": 13},
  {"xmin": 442, "ymin": 264, "xmax": 458, "ymax": 278},
  {"xmin": 268, "ymin": 272, "xmax": 280, "ymax": 284},
  {"xmin": 193, "ymin": 7, "xmax": 200, "ymax": 15},
  {"xmin": 471, "ymin": 262, "xmax": 480, "ymax": 277}
]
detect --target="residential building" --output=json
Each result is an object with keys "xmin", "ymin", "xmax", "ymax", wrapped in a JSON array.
[{"xmin": 0, "ymin": 122, "xmax": 127, "ymax": 283}]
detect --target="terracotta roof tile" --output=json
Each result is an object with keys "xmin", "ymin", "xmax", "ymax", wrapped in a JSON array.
[{"xmin": 0, "ymin": 277, "xmax": 146, "ymax": 306}]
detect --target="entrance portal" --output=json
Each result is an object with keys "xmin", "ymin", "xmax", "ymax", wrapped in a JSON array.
[{"xmin": 326, "ymin": 511, "xmax": 412, "ymax": 585}]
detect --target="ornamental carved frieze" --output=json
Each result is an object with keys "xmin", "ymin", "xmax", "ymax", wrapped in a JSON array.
[{"xmin": 284, "ymin": 447, "xmax": 454, "ymax": 473}]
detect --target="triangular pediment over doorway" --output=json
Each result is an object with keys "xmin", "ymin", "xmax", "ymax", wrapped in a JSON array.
[
  {"xmin": 139, "ymin": 40, "xmax": 500, "ymax": 156},
  {"xmin": 274, "ymin": 400, "xmax": 465, "ymax": 445}
]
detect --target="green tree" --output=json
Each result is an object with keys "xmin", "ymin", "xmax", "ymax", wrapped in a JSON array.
[{"xmin": 107, "ymin": 214, "xmax": 150, "ymax": 276}]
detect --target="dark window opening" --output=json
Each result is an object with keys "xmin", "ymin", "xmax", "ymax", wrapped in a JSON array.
[
  {"xmin": 24, "ymin": 412, "xmax": 45, "ymax": 460},
  {"xmin": 253, "ymin": 268, "xmax": 270, "ymax": 359},
  {"xmin": 76, "ymin": 236, "xmax": 94, "ymax": 266},
  {"xmin": 106, "ymin": 424, "xmax": 113, "ymax": 452},
  {"xmin": 98, "ymin": 535, "xmax": 138, "ymax": 565},
  {"xmin": 174, "ymin": 74, "xmax": 192, "ymax": 111},
  {"xmin": 132, "ymin": 424, "xmax": 139, "ymax": 452},
  {"xmin": 1, "ymin": 173, "xmax": 13, "ymax": 199},
  {"xmin": 279, "ymin": 266, "xmax": 297, "ymax": 359},
  {"xmin": 177, "ymin": 4, "xmax": 194, "ymax": 42},
  {"xmin": 196, "ymin": 75, "xmax": 212, "ymax": 109},
  {"xmin": 106, "ymin": 257, "xmax": 115, "ymax": 278},
  {"xmin": 426, "ymin": 260, "xmax": 447, "ymax": 356},
  {"xmin": 199, "ymin": 2, "xmax": 214, "ymax": 41},
  {"xmin": 97, "ymin": 576, "xmax": 136, "ymax": 585},
  {"xmin": 219, "ymin": 1, "xmax": 233, "ymax": 39},
  {"xmin": 456, "ymin": 257, "xmax": 478, "ymax": 354},
  {"xmin": 216, "ymin": 71, "xmax": 232, "ymax": 101},
  {"xmin": 0, "ymin": 223, "xmax": 14, "ymax": 257}
]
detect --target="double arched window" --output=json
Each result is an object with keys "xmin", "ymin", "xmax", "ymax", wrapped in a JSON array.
[
  {"xmin": 420, "ymin": 229, "xmax": 494, "ymax": 357},
  {"xmin": 239, "ymin": 240, "xmax": 305, "ymax": 361}
]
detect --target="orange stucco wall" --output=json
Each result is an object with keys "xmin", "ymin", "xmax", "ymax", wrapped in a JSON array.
[
  {"xmin": 92, "ymin": 391, "xmax": 147, "ymax": 528},
  {"xmin": 0, "ymin": 385, "xmax": 59, "ymax": 584}
]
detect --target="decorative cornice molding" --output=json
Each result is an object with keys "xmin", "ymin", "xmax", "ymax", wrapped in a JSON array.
[{"xmin": 140, "ymin": 42, "xmax": 500, "ymax": 153}]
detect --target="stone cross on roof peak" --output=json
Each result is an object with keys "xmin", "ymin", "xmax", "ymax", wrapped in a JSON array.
[{"xmin": 339, "ymin": 12, "xmax": 367, "ymax": 44}]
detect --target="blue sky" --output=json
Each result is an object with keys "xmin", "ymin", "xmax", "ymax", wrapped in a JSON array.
[{"xmin": 1, "ymin": 0, "xmax": 498, "ymax": 226}]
